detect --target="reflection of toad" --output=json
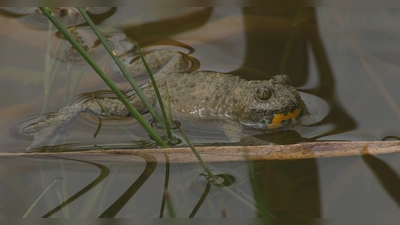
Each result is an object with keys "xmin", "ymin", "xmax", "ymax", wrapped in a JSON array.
[
  {"xmin": 64, "ymin": 27, "xmax": 93, "ymax": 62},
  {"xmin": 35, "ymin": 7, "xmax": 86, "ymax": 27},
  {"xmin": 19, "ymin": 50, "xmax": 306, "ymax": 150}
]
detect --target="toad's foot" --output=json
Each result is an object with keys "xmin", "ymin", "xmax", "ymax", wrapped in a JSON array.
[{"xmin": 19, "ymin": 105, "xmax": 83, "ymax": 150}]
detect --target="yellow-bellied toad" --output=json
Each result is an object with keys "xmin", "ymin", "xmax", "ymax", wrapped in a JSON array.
[{"xmin": 19, "ymin": 50, "xmax": 305, "ymax": 150}]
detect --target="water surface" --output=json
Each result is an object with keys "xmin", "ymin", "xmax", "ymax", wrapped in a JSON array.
[{"xmin": 1, "ymin": 7, "xmax": 400, "ymax": 218}]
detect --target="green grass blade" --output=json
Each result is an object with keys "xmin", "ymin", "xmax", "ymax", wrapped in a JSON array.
[
  {"xmin": 39, "ymin": 7, "xmax": 167, "ymax": 147},
  {"xmin": 173, "ymin": 120, "xmax": 216, "ymax": 182},
  {"xmin": 159, "ymin": 153, "xmax": 170, "ymax": 218},
  {"xmin": 132, "ymin": 36, "xmax": 173, "ymax": 140},
  {"xmin": 245, "ymin": 156, "xmax": 273, "ymax": 217},
  {"xmin": 92, "ymin": 94, "xmax": 136, "ymax": 138},
  {"xmin": 164, "ymin": 81, "xmax": 174, "ymax": 129},
  {"xmin": 164, "ymin": 192, "xmax": 176, "ymax": 218},
  {"xmin": 42, "ymin": 20, "xmax": 53, "ymax": 114},
  {"xmin": 23, "ymin": 176, "xmax": 62, "ymax": 218},
  {"xmin": 76, "ymin": 7, "xmax": 166, "ymax": 130}
]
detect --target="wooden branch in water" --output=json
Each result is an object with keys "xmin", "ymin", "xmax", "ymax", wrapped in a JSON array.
[{"xmin": 2, "ymin": 141, "xmax": 400, "ymax": 162}]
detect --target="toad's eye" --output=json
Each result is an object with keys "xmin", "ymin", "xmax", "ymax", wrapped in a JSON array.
[{"xmin": 256, "ymin": 87, "xmax": 272, "ymax": 101}]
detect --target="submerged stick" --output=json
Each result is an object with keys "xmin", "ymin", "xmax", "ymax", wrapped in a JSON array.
[{"xmin": 6, "ymin": 141, "xmax": 399, "ymax": 161}]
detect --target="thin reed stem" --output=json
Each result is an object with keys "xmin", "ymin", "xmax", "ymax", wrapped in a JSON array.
[
  {"xmin": 39, "ymin": 7, "xmax": 168, "ymax": 147},
  {"xmin": 76, "ymin": 7, "xmax": 166, "ymax": 129}
]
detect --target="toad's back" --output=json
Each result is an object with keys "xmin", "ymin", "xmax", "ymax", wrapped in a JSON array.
[{"xmin": 132, "ymin": 50, "xmax": 305, "ymax": 130}]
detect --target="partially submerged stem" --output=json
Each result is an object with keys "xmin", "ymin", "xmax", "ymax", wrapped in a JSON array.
[
  {"xmin": 39, "ymin": 7, "xmax": 168, "ymax": 147},
  {"xmin": 42, "ymin": 20, "xmax": 53, "ymax": 114},
  {"xmin": 23, "ymin": 176, "xmax": 63, "ymax": 218},
  {"xmin": 164, "ymin": 192, "xmax": 176, "ymax": 218},
  {"xmin": 76, "ymin": 7, "xmax": 165, "ymax": 128},
  {"xmin": 63, "ymin": 62, "xmax": 73, "ymax": 106},
  {"xmin": 173, "ymin": 120, "xmax": 217, "ymax": 182},
  {"xmin": 132, "ymin": 36, "xmax": 173, "ymax": 141},
  {"xmin": 164, "ymin": 81, "xmax": 174, "ymax": 128}
]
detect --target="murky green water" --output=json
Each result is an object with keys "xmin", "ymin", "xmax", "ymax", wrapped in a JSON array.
[{"xmin": 1, "ymin": 7, "xmax": 400, "ymax": 218}]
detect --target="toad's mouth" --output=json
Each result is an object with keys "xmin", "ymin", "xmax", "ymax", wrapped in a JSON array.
[
  {"xmin": 240, "ymin": 103, "xmax": 305, "ymax": 130},
  {"xmin": 266, "ymin": 105, "xmax": 303, "ymax": 129}
]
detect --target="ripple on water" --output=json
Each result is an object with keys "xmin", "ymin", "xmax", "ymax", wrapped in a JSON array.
[
  {"xmin": 294, "ymin": 92, "xmax": 331, "ymax": 140},
  {"xmin": 105, "ymin": 43, "xmax": 197, "ymax": 84}
]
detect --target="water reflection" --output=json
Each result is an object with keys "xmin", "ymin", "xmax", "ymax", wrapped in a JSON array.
[
  {"xmin": 0, "ymin": 7, "xmax": 114, "ymax": 29},
  {"xmin": 98, "ymin": 154, "xmax": 157, "ymax": 218},
  {"xmin": 42, "ymin": 156, "xmax": 111, "ymax": 217},
  {"xmin": 50, "ymin": 27, "xmax": 103, "ymax": 64},
  {"xmin": 2, "ymin": 7, "xmax": 400, "ymax": 218},
  {"xmin": 4, "ymin": 150, "xmax": 400, "ymax": 217},
  {"xmin": 0, "ymin": 154, "xmax": 273, "ymax": 218}
]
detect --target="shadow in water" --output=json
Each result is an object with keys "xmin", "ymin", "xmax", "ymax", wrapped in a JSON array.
[
  {"xmin": 35, "ymin": 153, "xmax": 218, "ymax": 218},
  {"xmin": 236, "ymin": 8, "xmax": 360, "ymax": 217},
  {"xmin": 237, "ymin": 8, "xmax": 357, "ymax": 140},
  {"xmin": 235, "ymin": 8, "xmax": 317, "ymax": 218},
  {"xmin": 98, "ymin": 153, "xmax": 157, "ymax": 218},
  {"xmin": 188, "ymin": 181, "xmax": 211, "ymax": 218},
  {"xmin": 304, "ymin": 8, "xmax": 357, "ymax": 139},
  {"xmin": 39, "ymin": 154, "xmax": 158, "ymax": 218},
  {"xmin": 42, "ymin": 156, "xmax": 110, "ymax": 218},
  {"xmin": 252, "ymin": 158, "xmax": 321, "ymax": 217},
  {"xmin": 362, "ymin": 152, "xmax": 400, "ymax": 209},
  {"xmin": 122, "ymin": 8, "xmax": 214, "ymax": 47}
]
